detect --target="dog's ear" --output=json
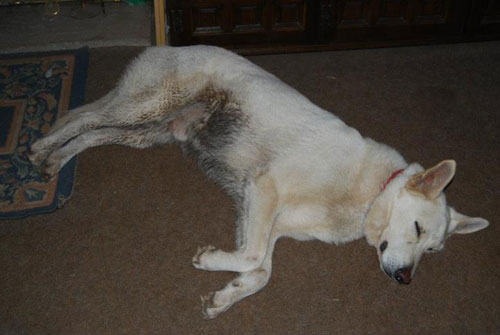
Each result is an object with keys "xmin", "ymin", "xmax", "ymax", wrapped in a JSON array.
[
  {"xmin": 447, "ymin": 207, "xmax": 489, "ymax": 235},
  {"xmin": 405, "ymin": 160, "xmax": 456, "ymax": 200}
]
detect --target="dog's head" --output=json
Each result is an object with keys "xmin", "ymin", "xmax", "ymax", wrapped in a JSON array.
[{"xmin": 364, "ymin": 160, "xmax": 488, "ymax": 284}]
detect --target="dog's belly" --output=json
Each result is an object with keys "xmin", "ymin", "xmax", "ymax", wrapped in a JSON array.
[{"xmin": 179, "ymin": 90, "xmax": 262, "ymax": 199}]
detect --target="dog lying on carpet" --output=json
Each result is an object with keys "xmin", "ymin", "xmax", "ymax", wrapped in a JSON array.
[{"xmin": 28, "ymin": 45, "xmax": 489, "ymax": 319}]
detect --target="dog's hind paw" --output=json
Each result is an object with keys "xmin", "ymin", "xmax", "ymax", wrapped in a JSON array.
[
  {"xmin": 192, "ymin": 245, "xmax": 217, "ymax": 270},
  {"xmin": 200, "ymin": 291, "xmax": 233, "ymax": 320},
  {"xmin": 37, "ymin": 156, "xmax": 62, "ymax": 181},
  {"xmin": 27, "ymin": 139, "xmax": 51, "ymax": 166},
  {"xmin": 27, "ymin": 149, "xmax": 46, "ymax": 167}
]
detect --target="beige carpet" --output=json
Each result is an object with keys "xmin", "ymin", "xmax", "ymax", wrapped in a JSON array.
[{"xmin": 1, "ymin": 42, "xmax": 499, "ymax": 334}]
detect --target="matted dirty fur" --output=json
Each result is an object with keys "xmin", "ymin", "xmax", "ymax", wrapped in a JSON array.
[{"xmin": 28, "ymin": 45, "xmax": 489, "ymax": 319}]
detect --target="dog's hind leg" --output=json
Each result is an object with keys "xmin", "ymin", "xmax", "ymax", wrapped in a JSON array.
[
  {"xmin": 30, "ymin": 77, "xmax": 204, "ymax": 166},
  {"xmin": 200, "ymin": 231, "xmax": 279, "ymax": 319},
  {"xmin": 29, "ymin": 90, "xmax": 118, "ymax": 166},
  {"xmin": 34, "ymin": 96, "xmax": 217, "ymax": 178},
  {"xmin": 193, "ymin": 173, "xmax": 278, "ymax": 273},
  {"xmin": 39, "ymin": 123, "xmax": 173, "ymax": 178},
  {"xmin": 49, "ymin": 88, "xmax": 118, "ymax": 133}
]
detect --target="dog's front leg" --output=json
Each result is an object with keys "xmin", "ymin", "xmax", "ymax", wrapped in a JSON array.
[
  {"xmin": 200, "ymin": 232, "xmax": 279, "ymax": 319},
  {"xmin": 193, "ymin": 173, "xmax": 278, "ymax": 273}
]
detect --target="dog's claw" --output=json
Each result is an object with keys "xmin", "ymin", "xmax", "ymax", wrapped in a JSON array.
[
  {"xmin": 41, "ymin": 172, "xmax": 54, "ymax": 182},
  {"xmin": 37, "ymin": 161, "xmax": 59, "ymax": 182},
  {"xmin": 200, "ymin": 292, "xmax": 216, "ymax": 320}
]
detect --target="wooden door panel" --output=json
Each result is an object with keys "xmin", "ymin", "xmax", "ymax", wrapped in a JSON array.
[
  {"xmin": 191, "ymin": 3, "xmax": 226, "ymax": 35},
  {"xmin": 376, "ymin": 0, "xmax": 410, "ymax": 26},
  {"xmin": 337, "ymin": 0, "xmax": 372, "ymax": 28},
  {"xmin": 232, "ymin": 1, "xmax": 266, "ymax": 32},
  {"xmin": 334, "ymin": 0, "xmax": 458, "ymax": 42},
  {"xmin": 337, "ymin": 0, "xmax": 450, "ymax": 28},
  {"xmin": 414, "ymin": 0, "xmax": 449, "ymax": 25},
  {"xmin": 271, "ymin": 0, "xmax": 307, "ymax": 31}
]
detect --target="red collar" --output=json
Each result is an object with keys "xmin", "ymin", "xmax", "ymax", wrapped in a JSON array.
[{"xmin": 381, "ymin": 169, "xmax": 405, "ymax": 191}]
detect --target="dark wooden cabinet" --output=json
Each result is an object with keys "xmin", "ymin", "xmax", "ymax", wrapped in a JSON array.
[
  {"xmin": 331, "ymin": 0, "xmax": 460, "ymax": 41},
  {"xmin": 166, "ymin": 0, "xmax": 318, "ymax": 47},
  {"xmin": 165, "ymin": 0, "xmax": 500, "ymax": 53}
]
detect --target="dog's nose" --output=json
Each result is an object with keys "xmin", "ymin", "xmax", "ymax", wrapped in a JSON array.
[{"xmin": 394, "ymin": 267, "xmax": 412, "ymax": 284}]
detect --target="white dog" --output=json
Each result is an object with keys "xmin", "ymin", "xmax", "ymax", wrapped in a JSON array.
[{"xmin": 29, "ymin": 45, "xmax": 489, "ymax": 319}]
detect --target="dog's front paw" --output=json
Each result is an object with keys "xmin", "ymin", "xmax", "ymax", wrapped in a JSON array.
[
  {"xmin": 192, "ymin": 245, "xmax": 217, "ymax": 270},
  {"xmin": 200, "ymin": 291, "xmax": 233, "ymax": 320}
]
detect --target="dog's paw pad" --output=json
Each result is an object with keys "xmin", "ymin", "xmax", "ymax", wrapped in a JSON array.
[{"xmin": 192, "ymin": 245, "xmax": 217, "ymax": 269}]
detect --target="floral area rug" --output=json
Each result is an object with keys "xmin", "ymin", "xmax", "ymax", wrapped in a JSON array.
[{"xmin": 0, "ymin": 48, "xmax": 88, "ymax": 219}]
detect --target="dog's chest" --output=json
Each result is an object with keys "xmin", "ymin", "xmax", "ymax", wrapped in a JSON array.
[{"xmin": 278, "ymin": 200, "xmax": 367, "ymax": 244}]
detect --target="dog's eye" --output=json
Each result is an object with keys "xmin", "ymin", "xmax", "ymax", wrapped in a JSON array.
[{"xmin": 414, "ymin": 221, "xmax": 421, "ymax": 238}]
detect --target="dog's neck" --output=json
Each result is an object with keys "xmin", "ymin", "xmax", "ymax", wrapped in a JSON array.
[
  {"xmin": 380, "ymin": 168, "xmax": 405, "ymax": 192},
  {"xmin": 362, "ymin": 166, "xmax": 409, "ymax": 246}
]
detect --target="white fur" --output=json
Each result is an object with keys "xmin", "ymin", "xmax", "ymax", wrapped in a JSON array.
[{"xmin": 29, "ymin": 45, "xmax": 489, "ymax": 319}]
